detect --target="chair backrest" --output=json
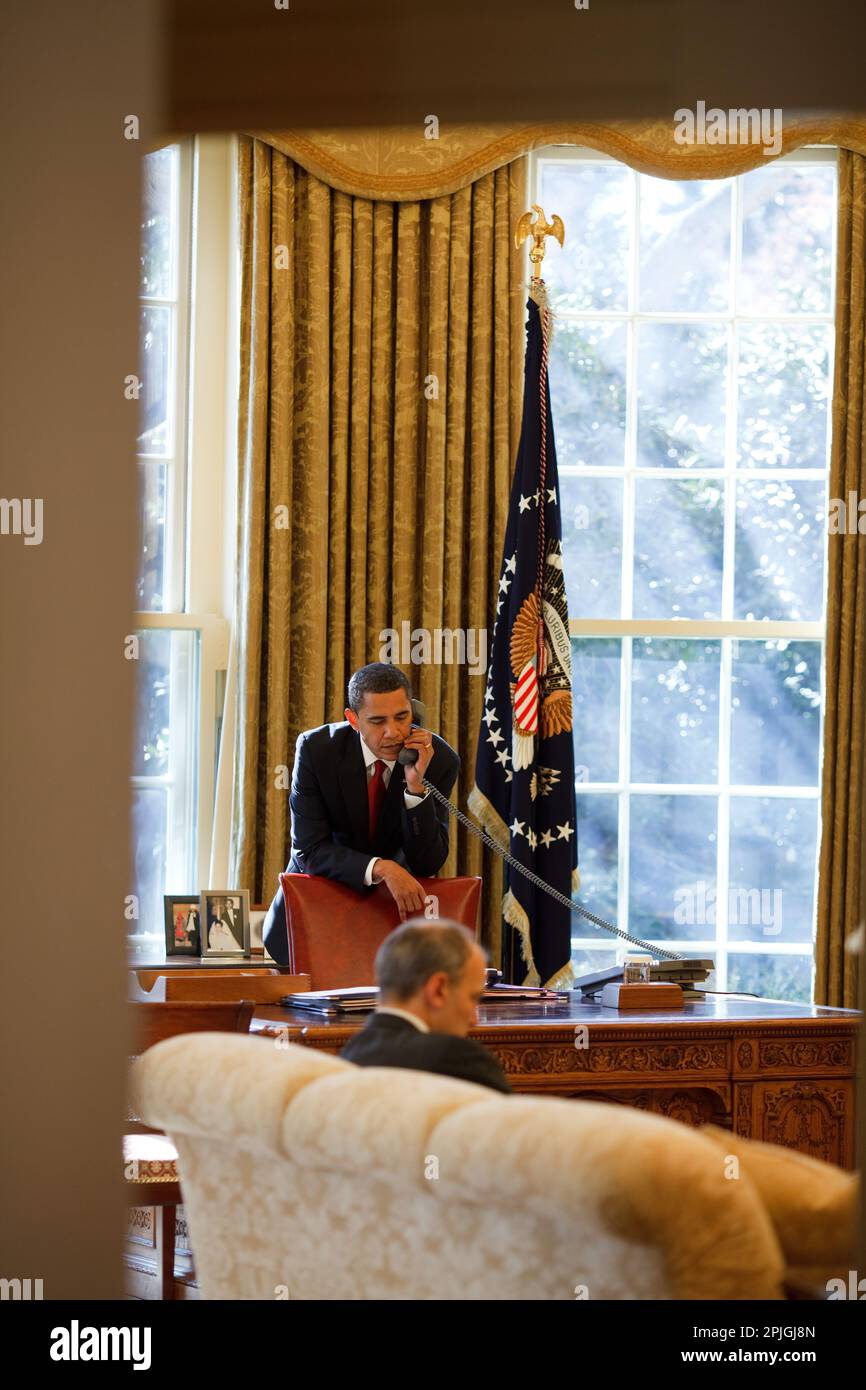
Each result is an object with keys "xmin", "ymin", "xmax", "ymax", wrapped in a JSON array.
[
  {"xmin": 131, "ymin": 1033, "xmax": 787, "ymax": 1301},
  {"xmin": 279, "ymin": 874, "xmax": 482, "ymax": 989},
  {"xmin": 164, "ymin": 973, "xmax": 310, "ymax": 1003},
  {"xmin": 132, "ymin": 1000, "xmax": 255, "ymax": 1054}
]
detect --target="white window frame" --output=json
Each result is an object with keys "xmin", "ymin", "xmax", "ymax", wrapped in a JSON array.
[
  {"xmin": 528, "ymin": 144, "xmax": 838, "ymax": 992},
  {"xmin": 133, "ymin": 136, "xmax": 238, "ymax": 925}
]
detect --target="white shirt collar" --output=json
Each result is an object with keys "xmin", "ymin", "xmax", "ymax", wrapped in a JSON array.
[
  {"xmin": 359, "ymin": 733, "xmax": 396, "ymax": 772},
  {"xmin": 376, "ymin": 1005, "xmax": 430, "ymax": 1034}
]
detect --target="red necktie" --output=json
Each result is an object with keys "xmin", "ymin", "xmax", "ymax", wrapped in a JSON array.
[{"xmin": 367, "ymin": 759, "xmax": 387, "ymax": 840}]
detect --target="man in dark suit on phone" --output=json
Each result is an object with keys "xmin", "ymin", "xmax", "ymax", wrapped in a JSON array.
[
  {"xmin": 263, "ymin": 663, "xmax": 460, "ymax": 967},
  {"xmin": 341, "ymin": 920, "xmax": 511, "ymax": 1094}
]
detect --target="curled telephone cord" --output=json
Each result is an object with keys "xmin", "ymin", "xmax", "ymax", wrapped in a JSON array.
[{"xmin": 400, "ymin": 750, "xmax": 684, "ymax": 964}]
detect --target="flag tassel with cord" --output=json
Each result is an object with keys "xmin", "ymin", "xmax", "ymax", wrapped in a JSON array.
[{"xmin": 470, "ymin": 268, "xmax": 579, "ymax": 990}]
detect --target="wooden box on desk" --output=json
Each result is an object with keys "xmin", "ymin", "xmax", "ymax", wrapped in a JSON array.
[{"xmin": 601, "ymin": 982, "xmax": 684, "ymax": 1010}]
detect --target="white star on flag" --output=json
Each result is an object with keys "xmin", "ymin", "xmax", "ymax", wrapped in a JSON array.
[
  {"xmin": 556, "ymin": 822, "xmax": 574, "ymax": 842},
  {"xmin": 509, "ymin": 818, "xmax": 526, "ymax": 838},
  {"xmin": 518, "ymin": 494, "xmax": 532, "ymax": 513},
  {"xmin": 540, "ymin": 828, "xmax": 555, "ymax": 848},
  {"xmin": 486, "ymin": 727, "xmax": 503, "ymax": 747}
]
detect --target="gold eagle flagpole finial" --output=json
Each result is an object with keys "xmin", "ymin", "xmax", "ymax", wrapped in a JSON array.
[{"xmin": 515, "ymin": 204, "xmax": 565, "ymax": 281}]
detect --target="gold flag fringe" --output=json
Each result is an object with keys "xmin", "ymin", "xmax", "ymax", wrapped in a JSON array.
[{"xmin": 467, "ymin": 783, "xmax": 510, "ymax": 851}]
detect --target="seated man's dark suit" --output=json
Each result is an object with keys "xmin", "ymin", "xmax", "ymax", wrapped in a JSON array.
[
  {"xmin": 263, "ymin": 721, "xmax": 460, "ymax": 966},
  {"xmin": 341, "ymin": 1011, "xmax": 511, "ymax": 1094}
]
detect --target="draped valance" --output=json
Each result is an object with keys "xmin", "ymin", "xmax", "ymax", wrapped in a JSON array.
[{"xmin": 243, "ymin": 114, "xmax": 866, "ymax": 199}]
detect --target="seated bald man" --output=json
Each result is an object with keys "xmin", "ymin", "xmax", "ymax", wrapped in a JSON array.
[{"xmin": 341, "ymin": 920, "xmax": 511, "ymax": 1094}]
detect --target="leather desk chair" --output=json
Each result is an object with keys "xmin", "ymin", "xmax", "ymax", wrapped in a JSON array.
[{"xmin": 278, "ymin": 874, "xmax": 482, "ymax": 990}]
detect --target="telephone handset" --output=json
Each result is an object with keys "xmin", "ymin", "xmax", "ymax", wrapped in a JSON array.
[{"xmin": 397, "ymin": 698, "xmax": 428, "ymax": 766}]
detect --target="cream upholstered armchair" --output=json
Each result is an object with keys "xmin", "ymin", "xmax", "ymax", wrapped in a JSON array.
[{"xmin": 130, "ymin": 1033, "xmax": 793, "ymax": 1300}]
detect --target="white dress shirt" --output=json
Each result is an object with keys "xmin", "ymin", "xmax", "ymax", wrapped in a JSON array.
[
  {"xmin": 375, "ymin": 1005, "xmax": 430, "ymax": 1033},
  {"xmin": 360, "ymin": 734, "xmax": 427, "ymax": 886}
]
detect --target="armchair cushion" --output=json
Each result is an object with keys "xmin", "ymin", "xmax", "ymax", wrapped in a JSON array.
[{"xmin": 700, "ymin": 1123, "xmax": 858, "ymax": 1268}]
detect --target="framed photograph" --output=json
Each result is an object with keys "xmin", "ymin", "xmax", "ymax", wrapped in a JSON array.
[
  {"xmin": 200, "ymin": 890, "xmax": 250, "ymax": 957},
  {"xmin": 164, "ymin": 896, "xmax": 201, "ymax": 957}
]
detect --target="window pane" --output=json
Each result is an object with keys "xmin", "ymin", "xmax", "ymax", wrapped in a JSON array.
[
  {"xmin": 130, "ymin": 628, "xmax": 199, "ymax": 944},
  {"xmin": 137, "ymin": 461, "xmax": 166, "ymax": 611},
  {"xmin": 734, "ymin": 478, "xmax": 827, "ymax": 621},
  {"xmin": 630, "ymin": 794, "xmax": 717, "ymax": 941},
  {"xmin": 728, "ymin": 952, "xmax": 812, "ymax": 1005},
  {"xmin": 130, "ymin": 787, "xmax": 168, "ymax": 939},
  {"xmin": 539, "ymin": 161, "xmax": 631, "ymax": 312},
  {"xmin": 138, "ymin": 305, "xmax": 173, "ymax": 457},
  {"xmin": 730, "ymin": 639, "xmax": 822, "ymax": 786},
  {"xmin": 572, "ymin": 640, "xmax": 620, "ymax": 782},
  {"xmin": 132, "ymin": 629, "xmax": 171, "ymax": 777},
  {"xmin": 140, "ymin": 145, "xmax": 177, "ymax": 299},
  {"xmin": 550, "ymin": 320, "xmax": 627, "ymax": 468},
  {"xmin": 739, "ymin": 163, "xmax": 836, "ymax": 316},
  {"xmin": 574, "ymin": 792, "xmax": 619, "ymax": 939},
  {"xmin": 639, "ymin": 176, "xmax": 732, "ymax": 313},
  {"xmin": 571, "ymin": 948, "xmax": 619, "ymax": 978},
  {"xmin": 736, "ymin": 324, "xmax": 832, "ymax": 470},
  {"xmin": 636, "ymin": 322, "xmax": 727, "ymax": 470},
  {"xmin": 631, "ymin": 638, "xmax": 720, "ymax": 784},
  {"xmin": 560, "ymin": 475, "xmax": 623, "ymax": 619},
  {"xmin": 728, "ymin": 796, "xmax": 818, "ymax": 944},
  {"xmin": 633, "ymin": 477, "xmax": 724, "ymax": 619}
]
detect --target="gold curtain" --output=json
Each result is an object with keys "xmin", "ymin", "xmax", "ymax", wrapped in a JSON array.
[
  {"xmin": 816, "ymin": 150, "xmax": 866, "ymax": 1009},
  {"xmin": 232, "ymin": 118, "xmax": 866, "ymax": 1001},
  {"xmin": 231, "ymin": 135, "xmax": 527, "ymax": 960}
]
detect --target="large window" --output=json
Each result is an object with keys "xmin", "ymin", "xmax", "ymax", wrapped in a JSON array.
[
  {"xmin": 131, "ymin": 139, "xmax": 234, "ymax": 950},
  {"xmin": 531, "ymin": 146, "xmax": 837, "ymax": 1001}
]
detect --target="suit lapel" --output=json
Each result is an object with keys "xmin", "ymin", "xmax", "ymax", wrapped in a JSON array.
[{"xmin": 339, "ymin": 727, "xmax": 371, "ymax": 853}]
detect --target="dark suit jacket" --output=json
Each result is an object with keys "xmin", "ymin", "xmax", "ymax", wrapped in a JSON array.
[
  {"xmin": 263, "ymin": 722, "xmax": 460, "ymax": 965},
  {"xmin": 341, "ymin": 1011, "xmax": 511, "ymax": 1094}
]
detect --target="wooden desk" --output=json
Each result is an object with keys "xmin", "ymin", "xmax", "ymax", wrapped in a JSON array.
[{"xmin": 251, "ymin": 993, "xmax": 861, "ymax": 1168}]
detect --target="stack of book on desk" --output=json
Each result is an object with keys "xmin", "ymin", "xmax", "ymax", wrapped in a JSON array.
[
  {"xmin": 648, "ymin": 959, "xmax": 714, "ymax": 1001},
  {"xmin": 280, "ymin": 986, "xmax": 378, "ymax": 1016}
]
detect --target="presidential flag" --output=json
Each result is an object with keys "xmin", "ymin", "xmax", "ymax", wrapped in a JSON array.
[{"xmin": 469, "ymin": 284, "xmax": 578, "ymax": 989}]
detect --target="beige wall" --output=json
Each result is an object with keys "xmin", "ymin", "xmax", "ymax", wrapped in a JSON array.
[{"xmin": 0, "ymin": 1, "xmax": 163, "ymax": 1297}]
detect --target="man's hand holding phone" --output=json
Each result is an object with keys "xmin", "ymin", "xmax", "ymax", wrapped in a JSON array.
[{"xmin": 400, "ymin": 726, "xmax": 434, "ymax": 796}]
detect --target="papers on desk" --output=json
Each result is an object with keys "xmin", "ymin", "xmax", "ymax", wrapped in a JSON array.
[
  {"xmin": 281, "ymin": 983, "xmax": 570, "ymax": 1015},
  {"xmin": 280, "ymin": 986, "xmax": 379, "ymax": 1016},
  {"xmin": 482, "ymin": 984, "xmax": 569, "ymax": 1005}
]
